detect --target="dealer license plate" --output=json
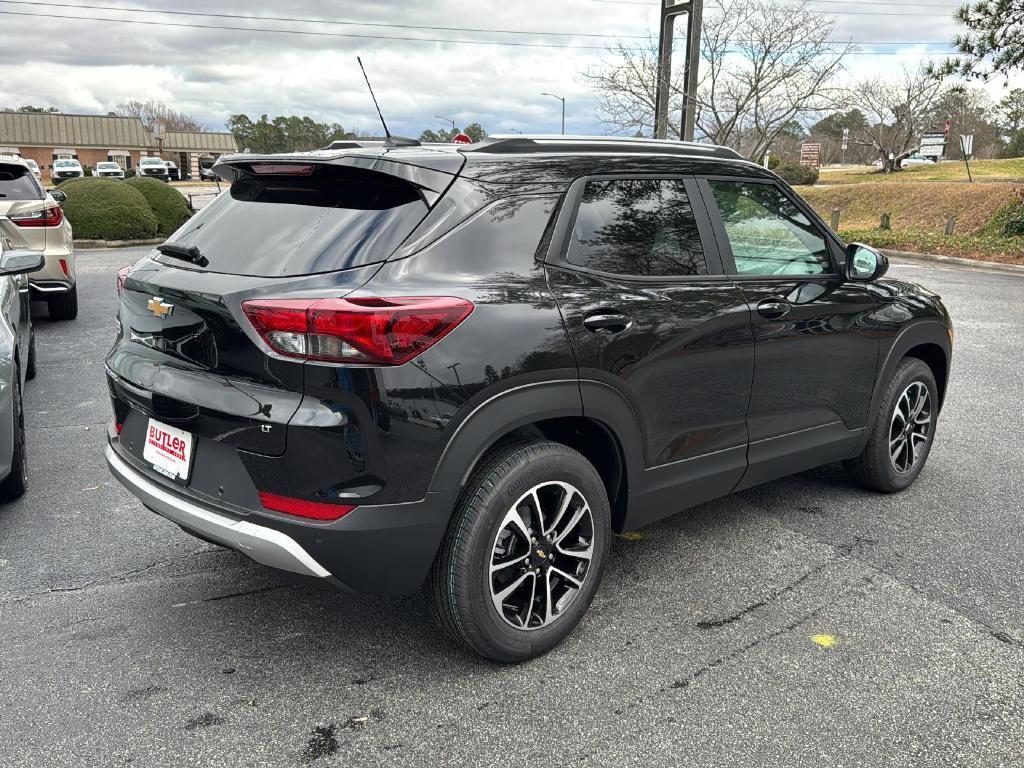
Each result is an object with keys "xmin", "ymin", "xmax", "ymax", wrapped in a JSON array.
[{"xmin": 142, "ymin": 418, "xmax": 194, "ymax": 481}]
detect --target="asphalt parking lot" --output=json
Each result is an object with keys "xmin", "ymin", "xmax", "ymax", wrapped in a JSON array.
[{"xmin": 2, "ymin": 249, "xmax": 1022, "ymax": 767}]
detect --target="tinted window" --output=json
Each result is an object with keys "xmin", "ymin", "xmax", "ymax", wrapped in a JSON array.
[
  {"xmin": 161, "ymin": 164, "xmax": 429, "ymax": 277},
  {"xmin": 707, "ymin": 180, "xmax": 831, "ymax": 276},
  {"xmin": 0, "ymin": 166, "xmax": 43, "ymax": 200},
  {"xmin": 568, "ymin": 179, "xmax": 707, "ymax": 277}
]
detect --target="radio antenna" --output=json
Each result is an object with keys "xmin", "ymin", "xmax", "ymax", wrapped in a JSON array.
[{"xmin": 357, "ymin": 56, "xmax": 391, "ymax": 140}]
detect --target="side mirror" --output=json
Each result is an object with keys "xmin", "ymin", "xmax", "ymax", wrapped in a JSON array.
[
  {"xmin": 50, "ymin": 189, "xmax": 67, "ymax": 204},
  {"xmin": 0, "ymin": 249, "xmax": 44, "ymax": 276},
  {"xmin": 845, "ymin": 243, "xmax": 888, "ymax": 282}
]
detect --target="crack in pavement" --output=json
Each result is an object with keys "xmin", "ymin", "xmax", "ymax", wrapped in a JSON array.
[
  {"xmin": 738, "ymin": 491, "xmax": 1024, "ymax": 651},
  {"xmin": 671, "ymin": 605, "xmax": 826, "ymax": 691},
  {"xmin": 4, "ymin": 547, "xmax": 236, "ymax": 604},
  {"xmin": 695, "ymin": 558, "xmax": 836, "ymax": 629}
]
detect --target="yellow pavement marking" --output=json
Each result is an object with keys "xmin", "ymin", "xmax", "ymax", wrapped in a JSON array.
[
  {"xmin": 811, "ymin": 634, "xmax": 837, "ymax": 648},
  {"xmin": 617, "ymin": 532, "xmax": 645, "ymax": 541}
]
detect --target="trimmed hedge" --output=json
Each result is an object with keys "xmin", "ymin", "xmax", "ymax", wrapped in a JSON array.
[
  {"xmin": 59, "ymin": 178, "xmax": 158, "ymax": 240},
  {"xmin": 776, "ymin": 163, "xmax": 819, "ymax": 186},
  {"xmin": 125, "ymin": 176, "xmax": 193, "ymax": 236}
]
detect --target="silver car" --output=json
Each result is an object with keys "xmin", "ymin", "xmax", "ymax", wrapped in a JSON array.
[{"xmin": 0, "ymin": 233, "xmax": 40, "ymax": 500}]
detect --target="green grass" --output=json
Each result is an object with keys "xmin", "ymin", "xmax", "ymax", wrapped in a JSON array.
[
  {"xmin": 818, "ymin": 157, "xmax": 1024, "ymax": 185},
  {"xmin": 839, "ymin": 228, "xmax": 1024, "ymax": 265}
]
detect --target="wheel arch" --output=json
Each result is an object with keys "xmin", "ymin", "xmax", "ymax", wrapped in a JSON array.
[
  {"xmin": 427, "ymin": 379, "xmax": 643, "ymax": 533},
  {"xmin": 853, "ymin": 319, "xmax": 951, "ymax": 456}
]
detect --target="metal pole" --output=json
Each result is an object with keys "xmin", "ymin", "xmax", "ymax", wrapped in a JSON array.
[
  {"xmin": 541, "ymin": 93, "xmax": 566, "ymax": 135},
  {"xmin": 680, "ymin": 0, "xmax": 703, "ymax": 141},
  {"xmin": 654, "ymin": 7, "xmax": 675, "ymax": 139}
]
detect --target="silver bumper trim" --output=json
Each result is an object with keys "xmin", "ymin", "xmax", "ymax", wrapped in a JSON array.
[
  {"xmin": 105, "ymin": 444, "xmax": 330, "ymax": 578},
  {"xmin": 29, "ymin": 282, "xmax": 71, "ymax": 294}
]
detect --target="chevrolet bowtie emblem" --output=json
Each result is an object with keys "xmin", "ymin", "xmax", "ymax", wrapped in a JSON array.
[{"xmin": 147, "ymin": 297, "xmax": 174, "ymax": 318}]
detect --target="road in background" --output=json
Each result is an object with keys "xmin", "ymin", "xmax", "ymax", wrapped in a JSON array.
[{"xmin": 2, "ymin": 251, "xmax": 1021, "ymax": 767}]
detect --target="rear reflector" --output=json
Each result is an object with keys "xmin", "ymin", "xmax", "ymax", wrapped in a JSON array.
[
  {"xmin": 10, "ymin": 206, "xmax": 63, "ymax": 227},
  {"xmin": 242, "ymin": 296, "xmax": 473, "ymax": 365},
  {"xmin": 258, "ymin": 491, "xmax": 356, "ymax": 521},
  {"xmin": 59, "ymin": 258, "xmax": 69, "ymax": 277}
]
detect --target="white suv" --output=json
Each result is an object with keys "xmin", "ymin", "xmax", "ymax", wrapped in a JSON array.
[
  {"xmin": 51, "ymin": 158, "xmax": 84, "ymax": 183},
  {"xmin": 0, "ymin": 157, "xmax": 77, "ymax": 320},
  {"xmin": 93, "ymin": 161, "xmax": 125, "ymax": 180},
  {"xmin": 136, "ymin": 157, "xmax": 169, "ymax": 181}
]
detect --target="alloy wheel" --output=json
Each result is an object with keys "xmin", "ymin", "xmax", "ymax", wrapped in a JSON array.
[
  {"xmin": 889, "ymin": 381, "xmax": 931, "ymax": 474},
  {"xmin": 488, "ymin": 481, "xmax": 595, "ymax": 630}
]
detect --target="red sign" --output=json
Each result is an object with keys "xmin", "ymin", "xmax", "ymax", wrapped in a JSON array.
[
  {"xmin": 452, "ymin": 133, "xmax": 472, "ymax": 145},
  {"xmin": 799, "ymin": 143, "xmax": 822, "ymax": 168}
]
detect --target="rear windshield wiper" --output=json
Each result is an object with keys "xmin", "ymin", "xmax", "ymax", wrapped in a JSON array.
[{"xmin": 157, "ymin": 243, "xmax": 208, "ymax": 268}]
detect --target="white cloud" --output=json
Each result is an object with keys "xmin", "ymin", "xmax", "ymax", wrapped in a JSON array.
[{"xmin": 0, "ymin": 0, "xmax": 1017, "ymax": 135}]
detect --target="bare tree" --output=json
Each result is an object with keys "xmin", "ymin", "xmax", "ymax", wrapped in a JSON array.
[
  {"xmin": 846, "ymin": 70, "xmax": 946, "ymax": 172},
  {"xmin": 114, "ymin": 100, "xmax": 205, "ymax": 133},
  {"xmin": 581, "ymin": 0, "xmax": 852, "ymax": 160},
  {"xmin": 698, "ymin": 0, "xmax": 852, "ymax": 161},
  {"xmin": 581, "ymin": 35, "xmax": 667, "ymax": 139}
]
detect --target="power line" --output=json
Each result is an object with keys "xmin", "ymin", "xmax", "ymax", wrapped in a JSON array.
[
  {"xmin": 0, "ymin": 8, "xmax": 956, "ymax": 54},
  {"xmin": 0, "ymin": 0, "xmax": 652, "ymax": 39},
  {"xmin": 590, "ymin": 0, "xmax": 958, "ymax": 14}
]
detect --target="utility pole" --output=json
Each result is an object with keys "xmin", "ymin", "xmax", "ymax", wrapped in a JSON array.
[
  {"xmin": 541, "ymin": 92, "xmax": 566, "ymax": 134},
  {"xmin": 654, "ymin": 0, "xmax": 703, "ymax": 141},
  {"xmin": 435, "ymin": 115, "xmax": 457, "ymax": 134}
]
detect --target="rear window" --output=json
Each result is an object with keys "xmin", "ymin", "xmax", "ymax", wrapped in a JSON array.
[
  {"xmin": 0, "ymin": 166, "xmax": 43, "ymax": 200},
  {"xmin": 162, "ymin": 164, "xmax": 429, "ymax": 277}
]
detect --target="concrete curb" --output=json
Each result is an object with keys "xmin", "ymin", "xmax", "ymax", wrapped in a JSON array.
[
  {"xmin": 74, "ymin": 238, "xmax": 162, "ymax": 249},
  {"xmin": 883, "ymin": 249, "xmax": 1024, "ymax": 277}
]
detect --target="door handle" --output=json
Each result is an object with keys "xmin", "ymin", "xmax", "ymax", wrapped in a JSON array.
[
  {"xmin": 756, "ymin": 298, "xmax": 792, "ymax": 320},
  {"xmin": 583, "ymin": 311, "xmax": 632, "ymax": 334}
]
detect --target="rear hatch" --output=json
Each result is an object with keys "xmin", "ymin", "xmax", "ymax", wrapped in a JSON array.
[
  {"xmin": 109, "ymin": 154, "xmax": 460, "ymax": 460},
  {"xmin": 0, "ymin": 161, "xmax": 53, "ymax": 252}
]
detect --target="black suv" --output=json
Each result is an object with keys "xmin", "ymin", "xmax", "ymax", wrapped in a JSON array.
[{"xmin": 106, "ymin": 136, "xmax": 952, "ymax": 662}]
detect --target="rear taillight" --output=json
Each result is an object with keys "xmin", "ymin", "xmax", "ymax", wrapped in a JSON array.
[
  {"xmin": 258, "ymin": 491, "xmax": 356, "ymax": 521},
  {"xmin": 10, "ymin": 206, "xmax": 63, "ymax": 227},
  {"xmin": 241, "ymin": 296, "xmax": 474, "ymax": 365},
  {"xmin": 117, "ymin": 266, "xmax": 130, "ymax": 296}
]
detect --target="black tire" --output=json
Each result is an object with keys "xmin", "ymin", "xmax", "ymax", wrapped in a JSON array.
[
  {"xmin": 47, "ymin": 285, "xmax": 78, "ymax": 321},
  {"xmin": 0, "ymin": 365, "xmax": 28, "ymax": 501},
  {"xmin": 425, "ymin": 440, "xmax": 611, "ymax": 662},
  {"xmin": 25, "ymin": 330, "xmax": 36, "ymax": 381},
  {"xmin": 844, "ymin": 357, "xmax": 938, "ymax": 493}
]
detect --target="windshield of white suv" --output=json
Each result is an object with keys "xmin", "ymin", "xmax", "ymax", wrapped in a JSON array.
[
  {"xmin": 97, "ymin": 162, "xmax": 119, "ymax": 169},
  {"xmin": 54, "ymin": 159, "xmax": 79, "ymax": 168},
  {"xmin": 140, "ymin": 158, "xmax": 164, "ymax": 165}
]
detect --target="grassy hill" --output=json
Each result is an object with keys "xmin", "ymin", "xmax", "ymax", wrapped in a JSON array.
[
  {"xmin": 818, "ymin": 157, "xmax": 1024, "ymax": 185},
  {"xmin": 795, "ymin": 180, "xmax": 1023, "ymax": 264}
]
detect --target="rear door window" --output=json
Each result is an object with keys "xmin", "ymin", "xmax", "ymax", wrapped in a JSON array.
[
  {"xmin": 160, "ymin": 164, "xmax": 429, "ymax": 277},
  {"xmin": 0, "ymin": 166, "xmax": 43, "ymax": 201},
  {"xmin": 567, "ymin": 178, "xmax": 709, "ymax": 277}
]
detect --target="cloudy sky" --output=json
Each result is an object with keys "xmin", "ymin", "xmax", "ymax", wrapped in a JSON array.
[{"xmin": 0, "ymin": 0, "xmax": 1017, "ymax": 137}]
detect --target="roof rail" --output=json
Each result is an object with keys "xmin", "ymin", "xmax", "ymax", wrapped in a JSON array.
[
  {"xmin": 462, "ymin": 135, "xmax": 744, "ymax": 161},
  {"xmin": 321, "ymin": 136, "xmax": 422, "ymax": 151}
]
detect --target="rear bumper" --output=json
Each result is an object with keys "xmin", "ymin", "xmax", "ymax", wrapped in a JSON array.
[
  {"xmin": 106, "ymin": 444, "xmax": 331, "ymax": 579},
  {"xmin": 105, "ymin": 437, "xmax": 453, "ymax": 593}
]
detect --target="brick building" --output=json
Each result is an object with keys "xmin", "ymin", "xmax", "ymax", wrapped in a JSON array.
[{"xmin": 0, "ymin": 111, "xmax": 238, "ymax": 183}]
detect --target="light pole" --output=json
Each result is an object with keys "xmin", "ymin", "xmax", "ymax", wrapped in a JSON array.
[
  {"xmin": 541, "ymin": 92, "xmax": 565, "ymax": 135},
  {"xmin": 435, "ymin": 115, "xmax": 456, "ymax": 134}
]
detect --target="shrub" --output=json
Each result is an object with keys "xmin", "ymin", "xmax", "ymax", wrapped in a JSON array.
[
  {"xmin": 59, "ymin": 178, "xmax": 159, "ymax": 240},
  {"xmin": 991, "ymin": 194, "xmax": 1024, "ymax": 237},
  {"xmin": 125, "ymin": 176, "xmax": 193, "ymax": 236},
  {"xmin": 776, "ymin": 163, "xmax": 819, "ymax": 186}
]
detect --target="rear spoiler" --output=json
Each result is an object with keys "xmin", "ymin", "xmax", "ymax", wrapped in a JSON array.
[{"xmin": 212, "ymin": 151, "xmax": 465, "ymax": 207}]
